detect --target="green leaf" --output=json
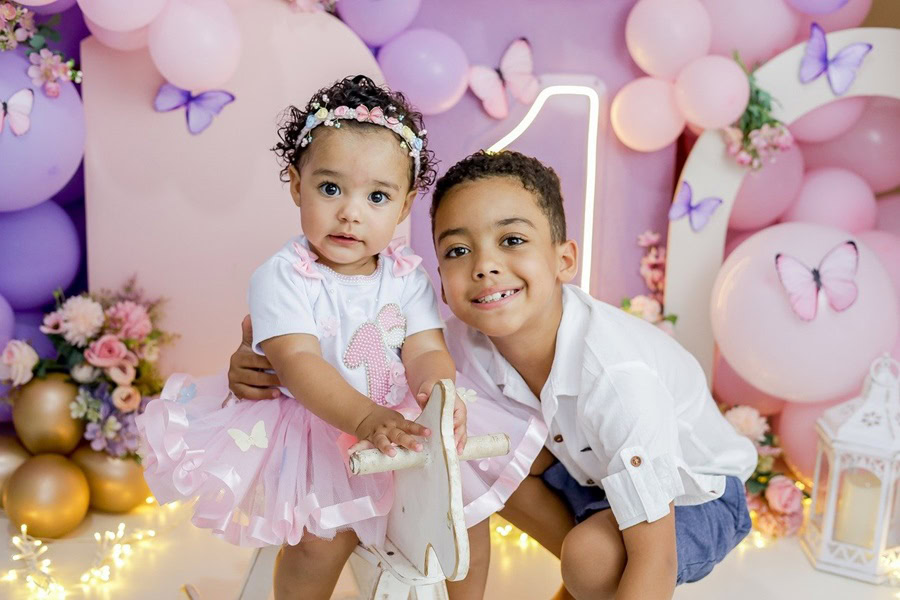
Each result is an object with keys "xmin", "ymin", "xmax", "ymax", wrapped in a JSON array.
[
  {"xmin": 46, "ymin": 14, "xmax": 61, "ymax": 28},
  {"xmin": 621, "ymin": 298, "xmax": 632, "ymax": 310},
  {"xmin": 663, "ymin": 314, "xmax": 678, "ymax": 324},
  {"xmin": 29, "ymin": 34, "xmax": 45, "ymax": 49},
  {"xmin": 747, "ymin": 480, "xmax": 766, "ymax": 495}
]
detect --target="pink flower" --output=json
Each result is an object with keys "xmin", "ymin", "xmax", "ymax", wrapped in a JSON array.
[
  {"xmin": 0, "ymin": 340, "xmax": 39, "ymax": 387},
  {"xmin": 746, "ymin": 492, "xmax": 766, "ymax": 514},
  {"xmin": 756, "ymin": 444, "xmax": 782, "ymax": 457},
  {"xmin": 106, "ymin": 363, "xmax": 136, "ymax": 386},
  {"xmin": 111, "ymin": 385, "xmax": 142, "ymax": 413},
  {"xmin": 637, "ymin": 231, "xmax": 660, "ymax": 248},
  {"xmin": 27, "ymin": 48, "xmax": 65, "ymax": 87},
  {"xmin": 389, "ymin": 361, "xmax": 407, "ymax": 387},
  {"xmin": 84, "ymin": 334, "xmax": 129, "ymax": 368},
  {"xmin": 106, "ymin": 300, "xmax": 153, "ymax": 341},
  {"xmin": 318, "ymin": 316, "xmax": 340, "ymax": 338},
  {"xmin": 756, "ymin": 506, "xmax": 803, "ymax": 537},
  {"xmin": 43, "ymin": 81, "xmax": 60, "ymax": 98},
  {"xmin": 139, "ymin": 341, "xmax": 160, "ymax": 363},
  {"xmin": 59, "ymin": 296, "xmax": 105, "ymax": 347},
  {"xmin": 0, "ymin": 4, "xmax": 16, "ymax": 21},
  {"xmin": 736, "ymin": 151, "xmax": 752, "ymax": 166},
  {"xmin": 765, "ymin": 475, "xmax": 803, "ymax": 515},
  {"xmin": 724, "ymin": 405, "xmax": 769, "ymax": 442},
  {"xmin": 626, "ymin": 295, "xmax": 662, "ymax": 323},
  {"xmin": 70, "ymin": 363, "xmax": 100, "ymax": 384},
  {"xmin": 39, "ymin": 311, "xmax": 64, "ymax": 335}
]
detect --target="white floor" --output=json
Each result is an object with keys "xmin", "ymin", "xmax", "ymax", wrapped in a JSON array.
[{"xmin": 0, "ymin": 508, "xmax": 894, "ymax": 600}]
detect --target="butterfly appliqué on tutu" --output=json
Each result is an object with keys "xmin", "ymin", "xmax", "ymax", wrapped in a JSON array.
[
  {"xmin": 668, "ymin": 181, "xmax": 722, "ymax": 232},
  {"xmin": 469, "ymin": 38, "xmax": 540, "ymax": 119},
  {"xmin": 799, "ymin": 23, "xmax": 872, "ymax": 96},
  {"xmin": 344, "ymin": 304, "xmax": 408, "ymax": 406},
  {"xmin": 775, "ymin": 240, "xmax": 859, "ymax": 322},
  {"xmin": 1, "ymin": 88, "xmax": 34, "ymax": 137},
  {"xmin": 228, "ymin": 420, "xmax": 269, "ymax": 452},
  {"xmin": 176, "ymin": 383, "xmax": 197, "ymax": 404},
  {"xmin": 154, "ymin": 83, "xmax": 235, "ymax": 135}
]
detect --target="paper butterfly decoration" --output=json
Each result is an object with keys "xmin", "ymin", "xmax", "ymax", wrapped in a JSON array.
[
  {"xmin": 228, "ymin": 420, "xmax": 269, "ymax": 452},
  {"xmin": 176, "ymin": 383, "xmax": 197, "ymax": 404},
  {"xmin": 668, "ymin": 181, "xmax": 722, "ymax": 232},
  {"xmin": 1, "ymin": 88, "xmax": 34, "ymax": 137},
  {"xmin": 469, "ymin": 38, "xmax": 540, "ymax": 119},
  {"xmin": 154, "ymin": 83, "xmax": 235, "ymax": 135},
  {"xmin": 799, "ymin": 23, "xmax": 872, "ymax": 96},
  {"xmin": 775, "ymin": 240, "xmax": 858, "ymax": 322}
]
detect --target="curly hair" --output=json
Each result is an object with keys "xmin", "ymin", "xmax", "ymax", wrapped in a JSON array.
[
  {"xmin": 431, "ymin": 150, "xmax": 567, "ymax": 243},
  {"xmin": 272, "ymin": 75, "xmax": 437, "ymax": 189}
]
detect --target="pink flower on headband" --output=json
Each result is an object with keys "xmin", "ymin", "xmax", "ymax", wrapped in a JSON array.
[
  {"xmin": 383, "ymin": 237, "xmax": 422, "ymax": 277},
  {"xmin": 292, "ymin": 242, "xmax": 324, "ymax": 280},
  {"xmin": 334, "ymin": 106, "xmax": 350, "ymax": 118}
]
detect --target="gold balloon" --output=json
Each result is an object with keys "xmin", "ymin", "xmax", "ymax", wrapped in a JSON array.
[
  {"xmin": 0, "ymin": 425, "xmax": 31, "ymax": 509},
  {"xmin": 12, "ymin": 373, "xmax": 85, "ymax": 455},
  {"xmin": 71, "ymin": 446, "xmax": 152, "ymax": 513},
  {"xmin": 3, "ymin": 454, "xmax": 90, "ymax": 538}
]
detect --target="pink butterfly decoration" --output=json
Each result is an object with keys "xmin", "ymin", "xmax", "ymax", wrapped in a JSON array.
[
  {"xmin": 775, "ymin": 240, "xmax": 859, "ymax": 322},
  {"xmin": 382, "ymin": 237, "xmax": 422, "ymax": 277},
  {"xmin": 469, "ymin": 38, "xmax": 540, "ymax": 119},
  {"xmin": 292, "ymin": 242, "xmax": 324, "ymax": 280},
  {"xmin": 1, "ymin": 88, "xmax": 34, "ymax": 137}
]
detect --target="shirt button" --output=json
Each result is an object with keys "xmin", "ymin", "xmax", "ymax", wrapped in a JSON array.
[
  {"xmin": 630, "ymin": 456, "xmax": 643, "ymax": 467},
  {"xmin": 553, "ymin": 434, "xmax": 564, "ymax": 443},
  {"xmin": 586, "ymin": 479, "xmax": 594, "ymax": 485}
]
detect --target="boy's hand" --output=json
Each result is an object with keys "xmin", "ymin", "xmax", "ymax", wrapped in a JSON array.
[
  {"xmin": 354, "ymin": 405, "xmax": 431, "ymax": 457},
  {"xmin": 415, "ymin": 379, "xmax": 440, "ymax": 408},
  {"xmin": 227, "ymin": 315, "xmax": 281, "ymax": 400},
  {"xmin": 452, "ymin": 394, "xmax": 467, "ymax": 456}
]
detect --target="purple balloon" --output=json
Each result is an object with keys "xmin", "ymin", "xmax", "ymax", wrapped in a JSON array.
[
  {"xmin": 51, "ymin": 162, "xmax": 85, "ymax": 207},
  {"xmin": 0, "ymin": 201, "xmax": 80, "ymax": 310},
  {"xmin": 0, "ymin": 52, "xmax": 85, "ymax": 212},
  {"xmin": 29, "ymin": 0, "xmax": 79, "ymax": 16},
  {"xmin": 786, "ymin": 0, "xmax": 850, "ymax": 15},
  {"xmin": 378, "ymin": 28, "xmax": 468, "ymax": 115},
  {"xmin": 13, "ymin": 310, "xmax": 57, "ymax": 359},
  {"xmin": 338, "ymin": 0, "xmax": 421, "ymax": 47},
  {"xmin": 0, "ymin": 399, "xmax": 11, "ymax": 422},
  {"xmin": 0, "ymin": 294, "xmax": 13, "ymax": 350}
]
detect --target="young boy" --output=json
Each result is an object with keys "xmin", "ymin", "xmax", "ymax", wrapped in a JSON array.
[{"xmin": 228, "ymin": 150, "xmax": 756, "ymax": 600}]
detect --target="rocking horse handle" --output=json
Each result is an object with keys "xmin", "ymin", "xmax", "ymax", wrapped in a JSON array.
[{"xmin": 348, "ymin": 433, "xmax": 511, "ymax": 476}]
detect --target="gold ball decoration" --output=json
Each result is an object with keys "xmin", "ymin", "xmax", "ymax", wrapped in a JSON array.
[
  {"xmin": 0, "ymin": 425, "xmax": 31, "ymax": 508},
  {"xmin": 71, "ymin": 446, "xmax": 152, "ymax": 513},
  {"xmin": 12, "ymin": 373, "xmax": 85, "ymax": 455},
  {"xmin": 2, "ymin": 454, "xmax": 90, "ymax": 538}
]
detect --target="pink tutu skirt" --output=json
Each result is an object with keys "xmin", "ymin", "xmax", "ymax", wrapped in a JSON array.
[{"xmin": 136, "ymin": 373, "xmax": 420, "ymax": 548}]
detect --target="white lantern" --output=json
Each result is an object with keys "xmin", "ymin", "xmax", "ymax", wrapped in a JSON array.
[{"xmin": 801, "ymin": 355, "xmax": 900, "ymax": 583}]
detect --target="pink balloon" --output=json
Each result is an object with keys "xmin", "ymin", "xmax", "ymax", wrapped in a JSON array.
[
  {"xmin": 378, "ymin": 29, "xmax": 469, "ymax": 116},
  {"xmin": 611, "ymin": 77, "xmax": 685, "ymax": 152},
  {"xmin": 85, "ymin": 15, "xmax": 148, "ymax": 51},
  {"xmin": 856, "ymin": 230, "xmax": 900, "ymax": 301},
  {"xmin": 730, "ymin": 144, "xmax": 804, "ymax": 231},
  {"xmin": 776, "ymin": 396, "xmax": 847, "ymax": 486},
  {"xmin": 700, "ymin": 0, "xmax": 799, "ymax": 69},
  {"xmin": 781, "ymin": 168, "xmax": 876, "ymax": 233},
  {"xmin": 148, "ymin": 0, "xmax": 242, "ymax": 91},
  {"xmin": 76, "ymin": 0, "xmax": 168, "ymax": 32},
  {"xmin": 789, "ymin": 97, "xmax": 867, "ymax": 143},
  {"xmin": 674, "ymin": 55, "xmax": 749, "ymax": 129},
  {"xmin": 876, "ymin": 193, "xmax": 900, "ymax": 236},
  {"xmin": 801, "ymin": 99, "xmax": 900, "ymax": 194},
  {"xmin": 625, "ymin": 0, "xmax": 711, "ymax": 80},
  {"xmin": 713, "ymin": 351, "xmax": 786, "ymax": 416},
  {"xmin": 711, "ymin": 222, "xmax": 899, "ymax": 402},
  {"xmin": 724, "ymin": 228, "xmax": 755, "ymax": 258},
  {"xmin": 795, "ymin": 0, "xmax": 872, "ymax": 39}
]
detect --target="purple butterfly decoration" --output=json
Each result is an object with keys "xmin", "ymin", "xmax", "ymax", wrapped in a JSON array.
[
  {"xmin": 668, "ymin": 181, "xmax": 722, "ymax": 232},
  {"xmin": 154, "ymin": 83, "xmax": 235, "ymax": 135},
  {"xmin": 799, "ymin": 23, "xmax": 872, "ymax": 96}
]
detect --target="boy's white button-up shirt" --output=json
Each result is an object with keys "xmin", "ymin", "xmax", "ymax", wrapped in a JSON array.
[{"xmin": 446, "ymin": 285, "xmax": 757, "ymax": 530}]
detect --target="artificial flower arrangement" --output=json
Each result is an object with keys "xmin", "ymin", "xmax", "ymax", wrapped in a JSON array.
[
  {"xmin": 721, "ymin": 52, "xmax": 794, "ymax": 170},
  {"xmin": 724, "ymin": 405, "xmax": 808, "ymax": 538},
  {"xmin": 621, "ymin": 231, "xmax": 677, "ymax": 334},
  {"xmin": 0, "ymin": 279, "xmax": 174, "ymax": 460},
  {"xmin": 0, "ymin": 2, "xmax": 83, "ymax": 97}
]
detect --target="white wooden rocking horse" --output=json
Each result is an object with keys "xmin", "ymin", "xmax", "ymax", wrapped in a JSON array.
[{"xmin": 238, "ymin": 379, "xmax": 510, "ymax": 600}]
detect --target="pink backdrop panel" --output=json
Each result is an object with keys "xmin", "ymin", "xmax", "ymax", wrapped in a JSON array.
[{"xmin": 82, "ymin": 4, "xmax": 382, "ymax": 376}]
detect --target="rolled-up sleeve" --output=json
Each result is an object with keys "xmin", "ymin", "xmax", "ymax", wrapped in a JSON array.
[{"xmin": 585, "ymin": 363, "xmax": 686, "ymax": 530}]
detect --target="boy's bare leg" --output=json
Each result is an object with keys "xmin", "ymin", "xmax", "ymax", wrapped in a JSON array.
[
  {"xmin": 446, "ymin": 518, "xmax": 491, "ymax": 600},
  {"xmin": 273, "ymin": 530, "xmax": 359, "ymax": 600}
]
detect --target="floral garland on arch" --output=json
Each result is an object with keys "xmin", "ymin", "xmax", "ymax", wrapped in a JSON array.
[
  {"xmin": 723, "ymin": 405, "xmax": 808, "ymax": 538},
  {"xmin": 0, "ymin": 278, "xmax": 175, "ymax": 460},
  {"xmin": 620, "ymin": 231, "xmax": 677, "ymax": 334}
]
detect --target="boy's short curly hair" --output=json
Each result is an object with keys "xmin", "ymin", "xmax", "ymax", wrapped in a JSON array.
[
  {"xmin": 430, "ymin": 150, "xmax": 567, "ymax": 243},
  {"xmin": 272, "ymin": 75, "xmax": 437, "ymax": 189}
]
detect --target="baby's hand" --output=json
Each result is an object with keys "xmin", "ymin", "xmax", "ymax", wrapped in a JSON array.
[{"xmin": 354, "ymin": 405, "xmax": 431, "ymax": 457}]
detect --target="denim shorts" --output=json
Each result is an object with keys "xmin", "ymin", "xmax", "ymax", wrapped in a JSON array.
[{"xmin": 542, "ymin": 462, "xmax": 751, "ymax": 584}]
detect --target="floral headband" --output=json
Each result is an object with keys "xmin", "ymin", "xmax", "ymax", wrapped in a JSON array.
[{"xmin": 298, "ymin": 96, "xmax": 426, "ymax": 178}]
